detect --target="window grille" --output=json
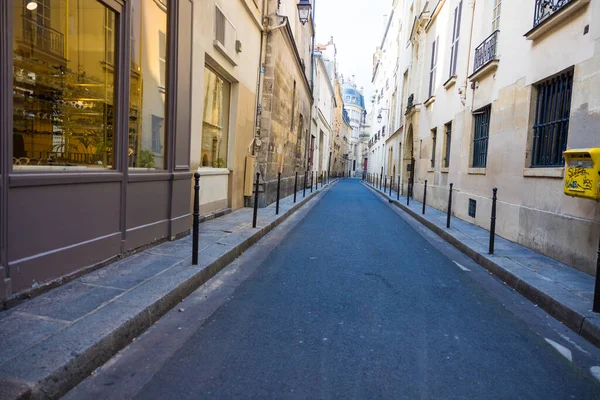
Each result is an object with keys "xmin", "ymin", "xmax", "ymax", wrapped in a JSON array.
[{"xmin": 472, "ymin": 105, "xmax": 491, "ymax": 168}]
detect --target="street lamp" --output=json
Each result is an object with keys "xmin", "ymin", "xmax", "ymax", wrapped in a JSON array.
[
  {"xmin": 377, "ymin": 108, "xmax": 389, "ymax": 124},
  {"xmin": 297, "ymin": 0, "xmax": 312, "ymax": 25}
]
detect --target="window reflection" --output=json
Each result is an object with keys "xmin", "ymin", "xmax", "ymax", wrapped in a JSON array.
[
  {"xmin": 12, "ymin": 0, "xmax": 116, "ymax": 170},
  {"xmin": 128, "ymin": 0, "xmax": 168, "ymax": 170},
  {"xmin": 201, "ymin": 67, "xmax": 229, "ymax": 168}
]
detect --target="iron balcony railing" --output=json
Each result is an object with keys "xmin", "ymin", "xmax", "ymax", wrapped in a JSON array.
[
  {"xmin": 22, "ymin": 16, "xmax": 65, "ymax": 58},
  {"xmin": 533, "ymin": 0, "xmax": 573, "ymax": 28},
  {"xmin": 473, "ymin": 30, "xmax": 499, "ymax": 74}
]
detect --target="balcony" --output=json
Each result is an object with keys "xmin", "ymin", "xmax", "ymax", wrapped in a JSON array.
[
  {"xmin": 21, "ymin": 16, "xmax": 65, "ymax": 60},
  {"xmin": 525, "ymin": 0, "xmax": 589, "ymax": 40},
  {"xmin": 469, "ymin": 30, "xmax": 499, "ymax": 82}
]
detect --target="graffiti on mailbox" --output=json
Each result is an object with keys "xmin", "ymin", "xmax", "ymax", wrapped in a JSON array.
[{"xmin": 565, "ymin": 167, "xmax": 593, "ymax": 191}]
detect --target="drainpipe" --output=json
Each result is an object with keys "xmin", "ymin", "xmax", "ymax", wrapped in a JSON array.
[
  {"xmin": 251, "ymin": 0, "xmax": 267, "ymax": 156},
  {"xmin": 462, "ymin": 0, "xmax": 477, "ymax": 107}
]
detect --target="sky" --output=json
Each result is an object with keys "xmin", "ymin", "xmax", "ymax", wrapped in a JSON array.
[{"xmin": 314, "ymin": 0, "xmax": 392, "ymax": 112}]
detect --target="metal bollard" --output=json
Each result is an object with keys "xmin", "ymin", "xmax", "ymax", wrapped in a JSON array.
[
  {"xmin": 594, "ymin": 235, "xmax": 600, "ymax": 312},
  {"xmin": 379, "ymin": 174, "xmax": 382, "ymax": 190},
  {"xmin": 397, "ymin": 176, "xmax": 400, "ymax": 201},
  {"xmin": 447, "ymin": 183, "xmax": 453, "ymax": 229},
  {"xmin": 294, "ymin": 172, "xmax": 298, "ymax": 203},
  {"xmin": 252, "ymin": 172, "xmax": 260, "ymax": 228},
  {"xmin": 192, "ymin": 172, "xmax": 200, "ymax": 265},
  {"xmin": 489, "ymin": 187, "xmax": 498, "ymax": 254},
  {"xmin": 311, "ymin": 172, "xmax": 314, "ymax": 193},
  {"xmin": 389, "ymin": 176, "xmax": 393, "ymax": 196},
  {"xmin": 384, "ymin": 175, "xmax": 387, "ymax": 193},
  {"xmin": 422, "ymin": 180, "xmax": 427, "ymax": 215},
  {"xmin": 276, "ymin": 172, "xmax": 281, "ymax": 215},
  {"xmin": 303, "ymin": 171, "xmax": 307, "ymax": 197}
]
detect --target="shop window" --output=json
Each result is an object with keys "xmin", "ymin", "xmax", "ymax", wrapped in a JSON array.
[
  {"xmin": 472, "ymin": 105, "xmax": 491, "ymax": 168},
  {"xmin": 128, "ymin": 0, "xmax": 168, "ymax": 170},
  {"xmin": 201, "ymin": 67, "xmax": 230, "ymax": 168},
  {"xmin": 531, "ymin": 70, "xmax": 573, "ymax": 167},
  {"xmin": 12, "ymin": 0, "xmax": 116, "ymax": 170}
]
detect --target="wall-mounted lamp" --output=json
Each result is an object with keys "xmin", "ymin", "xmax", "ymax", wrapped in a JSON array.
[
  {"xmin": 297, "ymin": 0, "xmax": 312, "ymax": 25},
  {"xmin": 26, "ymin": 1, "xmax": 38, "ymax": 10},
  {"xmin": 376, "ymin": 108, "xmax": 390, "ymax": 124}
]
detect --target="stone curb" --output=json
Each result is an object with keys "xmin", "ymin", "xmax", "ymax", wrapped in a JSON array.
[
  {"xmin": 6, "ymin": 180, "xmax": 338, "ymax": 400},
  {"xmin": 362, "ymin": 181, "xmax": 600, "ymax": 349}
]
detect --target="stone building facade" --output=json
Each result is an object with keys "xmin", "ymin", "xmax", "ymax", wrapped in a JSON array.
[
  {"xmin": 254, "ymin": 0, "xmax": 314, "ymax": 206},
  {"xmin": 369, "ymin": 0, "xmax": 600, "ymax": 275}
]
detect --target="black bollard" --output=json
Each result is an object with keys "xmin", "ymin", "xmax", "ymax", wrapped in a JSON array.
[
  {"xmin": 594, "ymin": 235, "xmax": 600, "ymax": 312},
  {"xmin": 192, "ymin": 172, "xmax": 200, "ymax": 265},
  {"xmin": 389, "ymin": 176, "xmax": 393, "ymax": 196},
  {"xmin": 447, "ymin": 183, "xmax": 453, "ymax": 229},
  {"xmin": 303, "ymin": 171, "xmax": 307, "ymax": 198},
  {"xmin": 489, "ymin": 187, "xmax": 498, "ymax": 254},
  {"xmin": 311, "ymin": 172, "xmax": 314, "ymax": 193},
  {"xmin": 422, "ymin": 180, "xmax": 427, "ymax": 215},
  {"xmin": 379, "ymin": 174, "xmax": 382, "ymax": 190},
  {"xmin": 294, "ymin": 172, "xmax": 298, "ymax": 203},
  {"xmin": 384, "ymin": 175, "xmax": 387, "ymax": 193},
  {"xmin": 397, "ymin": 176, "xmax": 400, "ymax": 201},
  {"xmin": 252, "ymin": 172, "xmax": 260, "ymax": 228},
  {"xmin": 276, "ymin": 172, "xmax": 281, "ymax": 215}
]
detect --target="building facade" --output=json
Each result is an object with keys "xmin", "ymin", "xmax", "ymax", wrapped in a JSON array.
[
  {"xmin": 191, "ymin": 0, "xmax": 263, "ymax": 215},
  {"xmin": 254, "ymin": 0, "xmax": 314, "ymax": 206},
  {"xmin": 342, "ymin": 81, "xmax": 368, "ymax": 175},
  {"xmin": 1, "ymin": 0, "xmax": 194, "ymax": 304},
  {"xmin": 370, "ymin": 0, "xmax": 600, "ymax": 275}
]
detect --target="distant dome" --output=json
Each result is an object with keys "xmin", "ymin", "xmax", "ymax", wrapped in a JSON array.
[{"xmin": 342, "ymin": 83, "xmax": 365, "ymax": 110}]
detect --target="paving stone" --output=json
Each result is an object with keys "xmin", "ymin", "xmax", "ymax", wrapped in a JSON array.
[
  {"xmin": 0, "ymin": 312, "xmax": 67, "ymax": 364},
  {"xmin": 80, "ymin": 253, "xmax": 182, "ymax": 290},
  {"xmin": 14, "ymin": 283, "xmax": 123, "ymax": 322}
]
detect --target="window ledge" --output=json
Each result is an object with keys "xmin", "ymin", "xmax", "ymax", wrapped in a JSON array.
[
  {"xmin": 213, "ymin": 40, "xmax": 238, "ymax": 66},
  {"xmin": 197, "ymin": 167, "xmax": 230, "ymax": 176},
  {"xmin": 443, "ymin": 76, "xmax": 457, "ymax": 90},
  {"xmin": 405, "ymin": 104, "xmax": 421, "ymax": 118},
  {"xmin": 424, "ymin": 96, "xmax": 436, "ymax": 107},
  {"xmin": 523, "ymin": 167, "xmax": 564, "ymax": 178},
  {"xmin": 468, "ymin": 60, "xmax": 499, "ymax": 82},
  {"xmin": 440, "ymin": 167, "xmax": 449, "ymax": 173},
  {"xmin": 525, "ymin": 0, "xmax": 590, "ymax": 41},
  {"xmin": 427, "ymin": 167, "xmax": 435, "ymax": 173},
  {"xmin": 468, "ymin": 167, "xmax": 486, "ymax": 175}
]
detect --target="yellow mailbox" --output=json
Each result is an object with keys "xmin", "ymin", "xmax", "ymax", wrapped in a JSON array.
[{"xmin": 563, "ymin": 148, "xmax": 600, "ymax": 201}]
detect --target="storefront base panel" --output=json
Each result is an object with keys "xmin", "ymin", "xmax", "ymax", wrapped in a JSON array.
[
  {"xmin": 170, "ymin": 214, "xmax": 191, "ymax": 239},
  {"xmin": 6, "ymin": 232, "xmax": 121, "ymax": 302},
  {"xmin": 125, "ymin": 220, "xmax": 170, "ymax": 253}
]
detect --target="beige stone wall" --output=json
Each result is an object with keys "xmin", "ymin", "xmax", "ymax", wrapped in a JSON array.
[
  {"xmin": 403, "ymin": 0, "xmax": 600, "ymax": 274},
  {"xmin": 190, "ymin": 0, "xmax": 262, "ymax": 214}
]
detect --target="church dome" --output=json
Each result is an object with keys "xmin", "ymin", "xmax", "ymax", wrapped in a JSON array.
[{"xmin": 342, "ymin": 83, "xmax": 365, "ymax": 110}]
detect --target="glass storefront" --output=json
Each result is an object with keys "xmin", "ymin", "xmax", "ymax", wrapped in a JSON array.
[
  {"xmin": 201, "ymin": 67, "xmax": 229, "ymax": 168},
  {"xmin": 128, "ymin": 0, "xmax": 168, "ymax": 170},
  {"xmin": 13, "ymin": 0, "xmax": 116, "ymax": 170},
  {"xmin": 12, "ymin": 0, "xmax": 169, "ymax": 171}
]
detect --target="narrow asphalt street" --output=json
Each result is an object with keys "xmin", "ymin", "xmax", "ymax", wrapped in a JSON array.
[{"xmin": 68, "ymin": 179, "xmax": 600, "ymax": 399}]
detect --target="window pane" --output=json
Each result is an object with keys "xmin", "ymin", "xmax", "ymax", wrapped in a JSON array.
[
  {"xmin": 128, "ymin": 0, "xmax": 168, "ymax": 170},
  {"xmin": 201, "ymin": 67, "xmax": 230, "ymax": 168},
  {"xmin": 13, "ymin": 0, "xmax": 116, "ymax": 170}
]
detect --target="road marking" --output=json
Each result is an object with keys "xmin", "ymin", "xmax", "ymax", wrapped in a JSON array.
[
  {"xmin": 453, "ymin": 261, "xmax": 471, "ymax": 272},
  {"xmin": 545, "ymin": 338, "xmax": 572, "ymax": 362},
  {"xmin": 590, "ymin": 366, "xmax": 600, "ymax": 383},
  {"xmin": 558, "ymin": 333, "xmax": 590, "ymax": 355}
]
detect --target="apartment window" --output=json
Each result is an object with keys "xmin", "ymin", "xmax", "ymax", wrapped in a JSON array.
[
  {"xmin": 12, "ymin": 0, "xmax": 116, "ymax": 170},
  {"xmin": 444, "ymin": 122, "xmax": 452, "ymax": 168},
  {"xmin": 428, "ymin": 38, "xmax": 438, "ymax": 98},
  {"xmin": 128, "ymin": 1, "xmax": 168, "ymax": 170},
  {"xmin": 449, "ymin": 1, "xmax": 462, "ymax": 78},
  {"xmin": 472, "ymin": 105, "xmax": 491, "ymax": 168},
  {"xmin": 201, "ymin": 67, "xmax": 230, "ymax": 168},
  {"xmin": 158, "ymin": 31, "xmax": 167, "ymax": 89},
  {"xmin": 531, "ymin": 70, "xmax": 574, "ymax": 167},
  {"xmin": 431, "ymin": 128, "xmax": 437, "ymax": 168},
  {"xmin": 492, "ymin": 0, "xmax": 502, "ymax": 31},
  {"xmin": 216, "ymin": 7, "xmax": 226, "ymax": 45},
  {"xmin": 151, "ymin": 116, "xmax": 164, "ymax": 153}
]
